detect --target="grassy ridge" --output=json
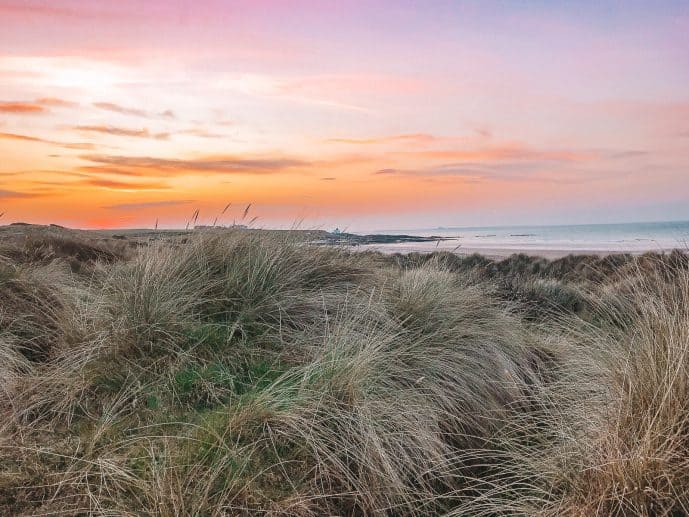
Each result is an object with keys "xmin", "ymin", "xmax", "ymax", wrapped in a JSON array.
[{"xmin": 1, "ymin": 228, "xmax": 688, "ymax": 515}]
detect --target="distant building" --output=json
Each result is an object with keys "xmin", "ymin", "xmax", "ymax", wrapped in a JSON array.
[
  {"xmin": 332, "ymin": 227, "xmax": 342, "ymax": 234},
  {"xmin": 194, "ymin": 224, "xmax": 248, "ymax": 230}
]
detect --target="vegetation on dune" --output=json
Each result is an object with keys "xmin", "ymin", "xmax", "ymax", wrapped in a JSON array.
[{"xmin": 1, "ymin": 227, "xmax": 688, "ymax": 515}]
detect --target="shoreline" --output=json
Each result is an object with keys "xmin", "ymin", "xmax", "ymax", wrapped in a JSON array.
[
  {"xmin": 0, "ymin": 223, "xmax": 684, "ymax": 260},
  {"xmin": 355, "ymin": 244, "xmax": 675, "ymax": 260}
]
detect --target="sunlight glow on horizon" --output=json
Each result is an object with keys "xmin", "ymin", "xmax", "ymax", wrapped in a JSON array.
[{"xmin": 1, "ymin": 1, "xmax": 688, "ymax": 230}]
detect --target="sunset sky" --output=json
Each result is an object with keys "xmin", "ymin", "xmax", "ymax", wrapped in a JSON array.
[{"xmin": 1, "ymin": 0, "xmax": 688, "ymax": 230}]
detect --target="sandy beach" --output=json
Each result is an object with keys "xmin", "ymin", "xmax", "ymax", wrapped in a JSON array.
[
  {"xmin": 356, "ymin": 243, "xmax": 678, "ymax": 260},
  {"xmin": 437, "ymin": 247, "xmax": 638, "ymax": 260},
  {"xmin": 354, "ymin": 221, "xmax": 689, "ymax": 259}
]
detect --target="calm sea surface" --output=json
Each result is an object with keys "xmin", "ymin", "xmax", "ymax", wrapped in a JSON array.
[{"xmin": 359, "ymin": 221, "xmax": 689, "ymax": 254}]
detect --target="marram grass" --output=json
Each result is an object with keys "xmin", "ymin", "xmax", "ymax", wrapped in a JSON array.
[{"xmin": 1, "ymin": 228, "xmax": 688, "ymax": 515}]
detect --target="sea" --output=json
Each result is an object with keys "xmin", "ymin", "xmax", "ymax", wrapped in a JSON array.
[{"xmin": 359, "ymin": 220, "xmax": 689, "ymax": 256}]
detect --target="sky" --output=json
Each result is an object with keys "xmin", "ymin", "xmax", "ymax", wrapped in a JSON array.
[{"xmin": 1, "ymin": 0, "xmax": 688, "ymax": 231}]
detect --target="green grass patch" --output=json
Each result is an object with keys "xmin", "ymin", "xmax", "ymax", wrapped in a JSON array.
[
  {"xmin": 184, "ymin": 322, "xmax": 236, "ymax": 350},
  {"xmin": 172, "ymin": 358, "xmax": 287, "ymax": 410}
]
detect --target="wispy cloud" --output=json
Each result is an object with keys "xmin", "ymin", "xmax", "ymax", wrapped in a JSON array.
[
  {"xmin": 0, "ymin": 188, "xmax": 41, "ymax": 199},
  {"xmin": 0, "ymin": 132, "xmax": 46, "ymax": 143},
  {"xmin": 178, "ymin": 128, "xmax": 226, "ymax": 139},
  {"xmin": 1, "ymin": 169, "xmax": 90, "ymax": 179},
  {"xmin": 62, "ymin": 142, "xmax": 98, "ymax": 150},
  {"xmin": 92, "ymin": 102, "xmax": 175, "ymax": 119},
  {"xmin": 36, "ymin": 97, "xmax": 78, "ymax": 107},
  {"xmin": 374, "ymin": 158, "xmax": 638, "ymax": 184},
  {"xmin": 93, "ymin": 102, "xmax": 149, "ymax": 117},
  {"xmin": 74, "ymin": 125, "xmax": 170, "ymax": 140},
  {"xmin": 0, "ymin": 101, "xmax": 47, "ymax": 114},
  {"xmin": 374, "ymin": 144, "xmax": 644, "ymax": 176},
  {"xmin": 76, "ymin": 165, "xmax": 143, "ymax": 177},
  {"xmin": 78, "ymin": 178, "xmax": 170, "ymax": 190},
  {"xmin": 103, "ymin": 199, "xmax": 195, "ymax": 210},
  {"xmin": 0, "ymin": 97, "xmax": 76, "ymax": 114},
  {"xmin": 0, "ymin": 131, "xmax": 96, "ymax": 149},
  {"xmin": 607, "ymin": 150, "xmax": 649, "ymax": 159},
  {"xmin": 396, "ymin": 145, "xmax": 595, "ymax": 162},
  {"xmin": 79, "ymin": 154, "xmax": 310, "ymax": 175},
  {"xmin": 374, "ymin": 165, "xmax": 500, "ymax": 180},
  {"xmin": 327, "ymin": 134, "xmax": 439, "ymax": 145}
]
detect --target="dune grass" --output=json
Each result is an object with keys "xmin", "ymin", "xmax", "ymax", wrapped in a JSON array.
[{"xmin": 1, "ymin": 228, "xmax": 688, "ymax": 515}]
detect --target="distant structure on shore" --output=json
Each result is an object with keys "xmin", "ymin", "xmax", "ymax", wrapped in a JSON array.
[{"xmin": 194, "ymin": 224, "xmax": 248, "ymax": 230}]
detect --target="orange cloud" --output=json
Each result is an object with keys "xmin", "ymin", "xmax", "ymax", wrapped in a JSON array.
[
  {"xmin": 0, "ymin": 131, "xmax": 96, "ymax": 149},
  {"xmin": 78, "ymin": 178, "xmax": 170, "ymax": 190},
  {"xmin": 76, "ymin": 165, "xmax": 143, "ymax": 177},
  {"xmin": 25, "ymin": 175, "xmax": 170, "ymax": 192},
  {"xmin": 79, "ymin": 153, "xmax": 310, "ymax": 175},
  {"xmin": 0, "ymin": 132, "xmax": 46, "ymax": 143},
  {"xmin": 74, "ymin": 125, "xmax": 170, "ymax": 140},
  {"xmin": 62, "ymin": 142, "xmax": 98, "ymax": 150},
  {"xmin": 0, "ymin": 189, "xmax": 42, "ymax": 199},
  {"xmin": 0, "ymin": 101, "xmax": 47, "ymax": 113},
  {"xmin": 36, "ymin": 97, "xmax": 78, "ymax": 107}
]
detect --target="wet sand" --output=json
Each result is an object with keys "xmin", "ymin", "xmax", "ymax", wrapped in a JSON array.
[
  {"xmin": 356, "ymin": 243, "xmax": 671, "ymax": 260},
  {"xmin": 445, "ymin": 247, "xmax": 639, "ymax": 260}
]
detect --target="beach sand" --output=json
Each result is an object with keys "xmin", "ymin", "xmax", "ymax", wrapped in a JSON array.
[{"xmin": 355, "ymin": 243, "xmax": 666, "ymax": 260}]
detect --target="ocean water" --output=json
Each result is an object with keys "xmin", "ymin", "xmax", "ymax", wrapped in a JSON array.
[{"xmin": 361, "ymin": 221, "xmax": 689, "ymax": 255}]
